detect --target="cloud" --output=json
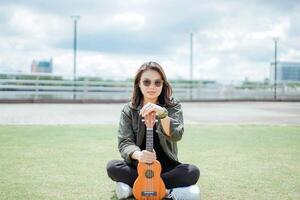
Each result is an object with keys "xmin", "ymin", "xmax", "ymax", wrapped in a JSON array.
[{"xmin": 0, "ymin": 0, "xmax": 300, "ymax": 83}]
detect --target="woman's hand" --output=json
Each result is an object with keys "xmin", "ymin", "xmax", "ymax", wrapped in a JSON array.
[
  {"xmin": 144, "ymin": 111, "xmax": 156, "ymax": 128},
  {"xmin": 140, "ymin": 102, "xmax": 165, "ymax": 117},
  {"xmin": 133, "ymin": 150, "xmax": 156, "ymax": 164}
]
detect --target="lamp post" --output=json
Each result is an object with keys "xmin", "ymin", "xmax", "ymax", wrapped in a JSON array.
[
  {"xmin": 273, "ymin": 37, "xmax": 279, "ymax": 100},
  {"xmin": 190, "ymin": 32, "xmax": 193, "ymax": 100},
  {"xmin": 71, "ymin": 15, "xmax": 80, "ymax": 101}
]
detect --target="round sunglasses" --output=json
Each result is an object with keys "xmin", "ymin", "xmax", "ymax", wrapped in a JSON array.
[{"xmin": 141, "ymin": 79, "xmax": 164, "ymax": 87}]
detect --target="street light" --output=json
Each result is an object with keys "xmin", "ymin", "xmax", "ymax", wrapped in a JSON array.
[
  {"xmin": 190, "ymin": 32, "xmax": 193, "ymax": 100},
  {"xmin": 273, "ymin": 37, "xmax": 279, "ymax": 100},
  {"xmin": 71, "ymin": 15, "xmax": 80, "ymax": 101}
]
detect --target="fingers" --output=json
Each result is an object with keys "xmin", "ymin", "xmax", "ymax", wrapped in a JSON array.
[
  {"xmin": 139, "ymin": 150, "xmax": 157, "ymax": 164},
  {"xmin": 144, "ymin": 111, "xmax": 156, "ymax": 128},
  {"xmin": 140, "ymin": 103, "xmax": 160, "ymax": 117},
  {"xmin": 144, "ymin": 108, "xmax": 156, "ymax": 117},
  {"xmin": 144, "ymin": 113, "xmax": 150, "ymax": 127},
  {"xmin": 140, "ymin": 103, "xmax": 152, "ymax": 116},
  {"xmin": 146, "ymin": 112, "xmax": 154, "ymax": 124}
]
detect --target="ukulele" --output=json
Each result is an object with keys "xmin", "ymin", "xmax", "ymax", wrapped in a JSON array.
[{"xmin": 133, "ymin": 116, "xmax": 166, "ymax": 200}]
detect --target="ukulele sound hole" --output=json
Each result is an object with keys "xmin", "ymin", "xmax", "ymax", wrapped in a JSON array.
[{"xmin": 145, "ymin": 170, "xmax": 154, "ymax": 179}]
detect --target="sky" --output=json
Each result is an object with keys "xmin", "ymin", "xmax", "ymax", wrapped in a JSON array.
[{"xmin": 0, "ymin": 0, "xmax": 299, "ymax": 83}]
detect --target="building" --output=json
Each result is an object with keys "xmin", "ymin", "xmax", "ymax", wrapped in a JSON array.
[
  {"xmin": 270, "ymin": 61, "xmax": 300, "ymax": 83},
  {"xmin": 31, "ymin": 58, "xmax": 53, "ymax": 73}
]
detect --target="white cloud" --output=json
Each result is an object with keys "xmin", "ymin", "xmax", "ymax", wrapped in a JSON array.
[
  {"xmin": 0, "ymin": 0, "xmax": 300, "ymax": 83},
  {"xmin": 112, "ymin": 12, "xmax": 145, "ymax": 31}
]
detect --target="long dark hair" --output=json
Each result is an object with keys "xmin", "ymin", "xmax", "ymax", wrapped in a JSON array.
[{"xmin": 131, "ymin": 61, "xmax": 173, "ymax": 108}]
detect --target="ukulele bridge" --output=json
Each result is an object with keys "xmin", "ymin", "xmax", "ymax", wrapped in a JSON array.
[{"xmin": 141, "ymin": 191, "xmax": 158, "ymax": 197}]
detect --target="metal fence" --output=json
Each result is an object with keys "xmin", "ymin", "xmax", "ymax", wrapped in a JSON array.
[{"xmin": 1, "ymin": 73, "xmax": 300, "ymax": 102}]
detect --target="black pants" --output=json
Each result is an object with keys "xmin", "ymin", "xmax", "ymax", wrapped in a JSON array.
[{"xmin": 106, "ymin": 160, "xmax": 200, "ymax": 189}]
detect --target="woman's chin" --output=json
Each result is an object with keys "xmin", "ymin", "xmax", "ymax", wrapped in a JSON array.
[{"xmin": 145, "ymin": 95, "xmax": 158, "ymax": 101}]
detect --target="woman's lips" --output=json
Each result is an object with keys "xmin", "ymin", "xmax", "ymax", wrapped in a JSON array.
[{"xmin": 147, "ymin": 91, "xmax": 156, "ymax": 95}]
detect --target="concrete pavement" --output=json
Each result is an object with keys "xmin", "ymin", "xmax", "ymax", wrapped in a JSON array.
[{"xmin": 0, "ymin": 102, "xmax": 300, "ymax": 125}]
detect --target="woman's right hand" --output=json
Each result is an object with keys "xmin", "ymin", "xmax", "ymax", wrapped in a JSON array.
[
  {"xmin": 144, "ymin": 111, "xmax": 156, "ymax": 128},
  {"xmin": 131, "ymin": 112, "xmax": 157, "ymax": 163},
  {"xmin": 134, "ymin": 150, "xmax": 156, "ymax": 164}
]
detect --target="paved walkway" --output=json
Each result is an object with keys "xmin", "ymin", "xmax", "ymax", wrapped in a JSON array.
[{"xmin": 0, "ymin": 102, "xmax": 299, "ymax": 125}]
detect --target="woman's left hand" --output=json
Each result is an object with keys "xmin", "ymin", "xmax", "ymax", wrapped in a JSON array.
[{"xmin": 140, "ymin": 102, "xmax": 164, "ymax": 117}]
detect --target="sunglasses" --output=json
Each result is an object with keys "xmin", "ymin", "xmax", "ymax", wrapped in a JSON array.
[{"xmin": 142, "ymin": 79, "xmax": 164, "ymax": 87}]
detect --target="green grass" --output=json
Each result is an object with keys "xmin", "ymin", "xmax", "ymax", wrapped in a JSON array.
[{"xmin": 0, "ymin": 125, "xmax": 299, "ymax": 200}]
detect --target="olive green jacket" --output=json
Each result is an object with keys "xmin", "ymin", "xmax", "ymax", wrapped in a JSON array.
[{"xmin": 118, "ymin": 98, "xmax": 184, "ymax": 164}]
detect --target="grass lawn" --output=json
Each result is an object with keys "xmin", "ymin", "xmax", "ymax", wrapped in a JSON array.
[{"xmin": 0, "ymin": 125, "xmax": 299, "ymax": 200}]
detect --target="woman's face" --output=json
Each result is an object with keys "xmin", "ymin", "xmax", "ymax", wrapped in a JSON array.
[{"xmin": 139, "ymin": 69, "xmax": 163, "ymax": 102}]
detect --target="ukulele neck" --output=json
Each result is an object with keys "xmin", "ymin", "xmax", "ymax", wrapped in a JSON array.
[{"xmin": 146, "ymin": 128, "xmax": 154, "ymax": 152}]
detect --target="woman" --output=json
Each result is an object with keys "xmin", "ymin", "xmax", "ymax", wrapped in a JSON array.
[{"xmin": 107, "ymin": 61, "xmax": 200, "ymax": 200}]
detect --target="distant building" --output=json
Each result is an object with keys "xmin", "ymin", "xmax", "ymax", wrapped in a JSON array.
[
  {"xmin": 270, "ymin": 61, "xmax": 300, "ymax": 83},
  {"xmin": 31, "ymin": 58, "xmax": 53, "ymax": 73}
]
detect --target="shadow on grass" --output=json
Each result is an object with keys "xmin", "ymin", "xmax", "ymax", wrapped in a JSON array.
[{"xmin": 110, "ymin": 191, "xmax": 118, "ymax": 200}]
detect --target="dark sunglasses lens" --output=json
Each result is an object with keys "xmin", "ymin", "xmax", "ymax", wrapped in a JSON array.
[
  {"xmin": 143, "ymin": 80, "xmax": 151, "ymax": 86},
  {"xmin": 154, "ymin": 80, "xmax": 162, "ymax": 87}
]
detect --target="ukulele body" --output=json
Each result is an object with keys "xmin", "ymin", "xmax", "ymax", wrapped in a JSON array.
[{"xmin": 133, "ymin": 160, "xmax": 166, "ymax": 200}]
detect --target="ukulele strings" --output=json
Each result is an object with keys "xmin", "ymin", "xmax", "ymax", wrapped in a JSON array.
[{"xmin": 143, "ymin": 118, "xmax": 157, "ymax": 199}]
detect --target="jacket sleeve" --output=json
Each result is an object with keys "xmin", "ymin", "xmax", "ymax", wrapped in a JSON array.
[
  {"xmin": 157, "ymin": 100, "xmax": 184, "ymax": 141},
  {"xmin": 118, "ymin": 106, "xmax": 140, "ymax": 163}
]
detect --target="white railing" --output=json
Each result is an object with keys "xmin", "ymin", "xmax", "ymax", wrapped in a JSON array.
[{"xmin": 0, "ymin": 75, "xmax": 300, "ymax": 101}]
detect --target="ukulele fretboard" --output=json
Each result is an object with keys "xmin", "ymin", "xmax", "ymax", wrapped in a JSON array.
[{"xmin": 146, "ymin": 128, "xmax": 154, "ymax": 152}]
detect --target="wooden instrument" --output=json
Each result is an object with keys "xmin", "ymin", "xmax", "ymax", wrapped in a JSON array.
[{"xmin": 133, "ymin": 119, "xmax": 166, "ymax": 200}]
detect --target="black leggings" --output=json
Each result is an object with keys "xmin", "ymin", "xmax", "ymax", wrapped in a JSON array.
[{"xmin": 106, "ymin": 160, "xmax": 200, "ymax": 189}]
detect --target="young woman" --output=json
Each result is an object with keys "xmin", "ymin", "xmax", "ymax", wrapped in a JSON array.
[{"xmin": 107, "ymin": 61, "xmax": 200, "ymax": 200}]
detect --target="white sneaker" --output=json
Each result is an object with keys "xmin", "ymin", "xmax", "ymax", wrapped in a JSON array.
[
  {"xmin": 115, "ymin": 182, "xmax": 133, "ymax": 199},
  {"xmin": 166, "ymin": 184, "xmax": 200, "ymax": 200}
]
